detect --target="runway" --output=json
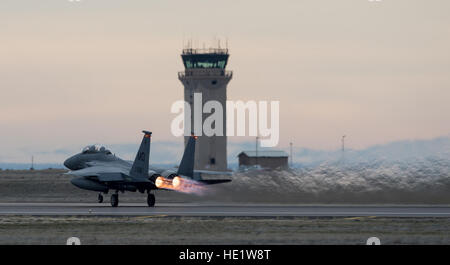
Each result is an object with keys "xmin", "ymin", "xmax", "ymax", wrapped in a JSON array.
[{"xmin": 1, "ymin": 203, "xmax": 450, "ymax": 217}]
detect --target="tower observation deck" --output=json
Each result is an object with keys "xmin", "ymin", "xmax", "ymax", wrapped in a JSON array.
[{"xmin": 178, "ymin": 48, "xmax": 233, "ymax": 171}]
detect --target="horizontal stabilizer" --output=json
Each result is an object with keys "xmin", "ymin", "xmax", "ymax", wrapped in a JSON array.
[
  {"xmin": 195, "ymin": 170, "xmax": 233, "ymax": 176},
  {"xmin": 198, "ymin": 179, "xmax": 232, "ymax": 185}
]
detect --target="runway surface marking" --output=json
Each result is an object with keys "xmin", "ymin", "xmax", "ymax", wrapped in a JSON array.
[{"xmin": 1, "ymin": 203, "xmax": 450, "ymax": 217}]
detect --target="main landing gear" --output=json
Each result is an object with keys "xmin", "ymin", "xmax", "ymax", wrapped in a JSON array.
[
  {"xmin": 147, "ymin": 193, "xmax": 155, "ymax": 207},
  {"xmin": 98, "ymin": 193, "xmax": 103, "ymax": 203},
  {"xmin": 106, "ymin": 191, "xmax": 154, "ymax": 207},
  {"xmin": 111, "ymin": 192, "xmax": 119, "ymax": 207}
]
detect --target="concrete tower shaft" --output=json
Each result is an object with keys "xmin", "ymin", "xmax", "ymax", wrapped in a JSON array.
[{"xmin": 178, "ymin": 48, "xmax": 232, "ymax": 171}]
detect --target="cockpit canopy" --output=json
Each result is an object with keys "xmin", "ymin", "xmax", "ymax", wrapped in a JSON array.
[{"xmin": 81, "ymin": 145, "xmax": 112, "ymax": 155}]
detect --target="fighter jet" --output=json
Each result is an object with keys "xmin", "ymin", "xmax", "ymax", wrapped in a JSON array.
[{"xmin": 64, "ymin": 131, "xmax": 231, "ymax": 207}]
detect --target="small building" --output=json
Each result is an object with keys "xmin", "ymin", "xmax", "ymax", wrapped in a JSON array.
[{"xmin": 238, "ymin": 150, "xmax": 289, "ymax": 170}]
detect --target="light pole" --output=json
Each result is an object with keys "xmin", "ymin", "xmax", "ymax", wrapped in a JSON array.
[
  {"xmin": 290, "ymin": 142, "xmax": 293, "ymax": 168},
  {"xmin": 255, "ymin": 136, "xmax": 259, "ymax": 166},
  {"xmin": 341, "ymin": 135, "xmax": 346, "ymax": 162},
  {"xmin": 30, "ymin": 156, "xmax": 35, "ymax": 171}
]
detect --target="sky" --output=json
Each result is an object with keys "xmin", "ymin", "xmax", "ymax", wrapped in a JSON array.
[{"xmin": 0, "ymin": 0, "xmax": 449, "ymax": 163}]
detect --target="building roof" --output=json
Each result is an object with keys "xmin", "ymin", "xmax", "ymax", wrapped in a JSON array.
[{"xmin": 238, "ymin": 150, "xmax": 289, "ymax": 158}]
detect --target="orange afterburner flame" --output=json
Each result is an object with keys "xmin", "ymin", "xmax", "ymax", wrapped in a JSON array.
[
  {"xmin": 172, "ymin": 176, "xmax": 182, "ymax": 189},
  {"xmin": 155, "ymin": 176, "xmax": 206, "ymax": 195},
  {"xmin": 171, "ymin": 176, "xmax": 207, "ymax": 195},
  {"xmin": 155, "ymin": 176, "xmax": 174, "ymax": 189}
]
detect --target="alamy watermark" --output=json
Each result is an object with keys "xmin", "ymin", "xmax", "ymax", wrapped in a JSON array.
[{"xmin": 170, "ymin": 93, "xmax": 280, "ymax": 147}]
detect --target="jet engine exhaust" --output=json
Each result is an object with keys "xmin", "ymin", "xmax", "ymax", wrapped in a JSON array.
[
  {"xmin": 172, "ymin": 176, "xmax": 207, "ymax": 195},
  {"xmin": 172, "ymin": 176, "xmax": 182, "ymax": 189},
  {"xmin": 155, "ymin": 176, "xmax": 206, "ymax": 195},
  {"xmin": 155, "ymin": 176, "xmax": 174, "ymax": 189}
]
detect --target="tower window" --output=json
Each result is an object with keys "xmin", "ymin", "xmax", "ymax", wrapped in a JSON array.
[
  {"xmin": 182, "ymin": 54, "xmax": 229, "ymax": 69},
  {"xmin": 210, "ymin": 158, "xmax": 216, "ymax": 165},
  {"xmin": 211, "ymin": 80, "xmax": 217, "ymax": 85}
]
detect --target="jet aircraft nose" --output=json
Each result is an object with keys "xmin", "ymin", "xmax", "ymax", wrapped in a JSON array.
[{"xmin": 64, "ymin": 155, "xmax": 81, "ymax": 170}]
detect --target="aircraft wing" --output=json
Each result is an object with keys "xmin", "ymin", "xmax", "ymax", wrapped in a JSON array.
[
  {"xmin": 96, "ymin": 172, "xmax": 125, "ymax": 182},
  {"xmin": 66, "ymin": 165, "xmax": 130, "ymax": 181},
  {"xmin": 66, "ymin": 162, "xmax": 153, "ymax": 184}
]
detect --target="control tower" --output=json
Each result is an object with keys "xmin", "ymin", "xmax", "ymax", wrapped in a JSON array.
[{"xmin": 178, "ymin": 47, "xmax": 233, "ymax": 171}]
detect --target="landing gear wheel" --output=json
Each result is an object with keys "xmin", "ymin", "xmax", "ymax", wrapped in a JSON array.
[
  {"xmin": 147, "ymin": 193, "xmax": 155, "ymax": 207},
  {"xmin": 111, "ymin": 194, "xmax": 119, "ymax": 207},
  {"xmin": 98, "ymin": 193, "xmax": 103, "ymax": 203}
]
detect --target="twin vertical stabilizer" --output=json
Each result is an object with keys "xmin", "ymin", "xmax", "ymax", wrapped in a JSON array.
[{"xmin": 130, "ymin": 131, "xmax": 152, "ymax": 178}]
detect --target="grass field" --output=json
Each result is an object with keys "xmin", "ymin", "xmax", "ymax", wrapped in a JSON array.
[{"xmin": 0, "ymin": 216, "xmax": 449, "ymax": 245}]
